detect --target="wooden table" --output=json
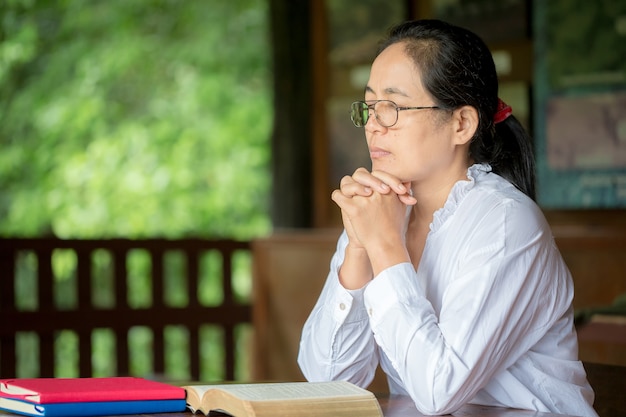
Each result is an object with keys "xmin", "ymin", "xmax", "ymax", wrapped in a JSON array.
[
  {"xmin": 0, "ymin": 395, "xmax": 580, "ymax": 417},
  {"xmin": 378, "ymin": 396, "xmax": 567, "ymax": 417},
  {"xmin": 5, "ymin": 363, "xmax": 622, "ymax": 417}
]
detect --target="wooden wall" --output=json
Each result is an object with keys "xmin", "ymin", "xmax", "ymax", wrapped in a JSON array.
[{"xmin": 545, "ymin": 210, "xmax": 626, "ymax": 366}]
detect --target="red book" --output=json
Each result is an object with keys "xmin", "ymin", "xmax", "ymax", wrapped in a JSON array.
[{"xmin": 0, "ymin": 377, "xmax": 185, "ymax": 404}]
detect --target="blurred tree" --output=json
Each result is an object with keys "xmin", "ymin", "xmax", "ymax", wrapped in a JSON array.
[{"xmin": 0, "ymin": 0, "xmax": 272, "ymax": 239}]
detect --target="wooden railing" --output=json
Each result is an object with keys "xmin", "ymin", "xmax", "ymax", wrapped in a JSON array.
[{"xmin": 0, "ymin": 238, "xmax": 251, "ymax": 381}]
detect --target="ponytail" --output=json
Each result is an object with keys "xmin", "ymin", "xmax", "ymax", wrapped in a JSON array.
[{"xmin": 491, "ymin": 114, "xmax": 536, "ymax": 200}]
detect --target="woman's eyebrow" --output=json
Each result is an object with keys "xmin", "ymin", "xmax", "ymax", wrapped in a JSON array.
[{"xmin": 364, "ymin": 85, "xmax": 410, "ymax": 97}]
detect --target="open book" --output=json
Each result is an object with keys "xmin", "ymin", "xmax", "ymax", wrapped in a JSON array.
[{"xmin": 182, "ymin": 381, "xmax": 383, "ymax": 417}]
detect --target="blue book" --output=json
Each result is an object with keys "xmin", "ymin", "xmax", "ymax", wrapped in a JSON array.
[{"xmin": 0, "ymin": 397, "xmax": 186, "ymax": 417}]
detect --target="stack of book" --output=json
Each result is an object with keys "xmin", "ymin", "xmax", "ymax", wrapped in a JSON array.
[{"xmin": 0, "ymin": 377, "xmax": 186, "ymax": 417}]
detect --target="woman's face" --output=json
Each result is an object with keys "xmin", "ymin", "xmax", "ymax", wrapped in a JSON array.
[{"xmin": 364, "ymin": 42, "xmax": 465, "ymax": 186}]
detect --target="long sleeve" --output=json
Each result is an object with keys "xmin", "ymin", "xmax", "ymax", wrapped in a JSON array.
[
  {"xmin": 297, "ymin": 231, "xmax": 379, "ymax": 387},
  {"xmin": 298, "ymin": 167, "xmax": 597, "ymax": 417},
  {"xmin": 363, "ymin": 187, "xmax": 596, "ymax": 417},
  {"xmin": 364, "ymin": 205, "xmax": 563, "ymax": 413}
]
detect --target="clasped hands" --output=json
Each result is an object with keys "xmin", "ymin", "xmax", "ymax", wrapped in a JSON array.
[{"xmin": 331, "ymin": 168, "xmax": 417, "ymax": 252}]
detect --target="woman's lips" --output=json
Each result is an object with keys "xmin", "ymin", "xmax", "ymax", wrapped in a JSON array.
[{"xmin": 369, "ymin": 147, "xmax": 391, "ymax": 159}]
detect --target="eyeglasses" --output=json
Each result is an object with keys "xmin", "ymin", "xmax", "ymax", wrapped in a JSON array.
[{"xmin": 350, "ymin": 100, "xmax": 440, "ymax": 128}]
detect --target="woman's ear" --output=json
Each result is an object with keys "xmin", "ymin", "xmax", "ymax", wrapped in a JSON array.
[{"xmin": 453, "ymin": 105, "xmax": 478, "ymax": 145}]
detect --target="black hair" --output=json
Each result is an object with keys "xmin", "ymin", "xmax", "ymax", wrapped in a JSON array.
[{"xmin": 378, "ymin": 19, "xmax": 536, "ymax": 200}]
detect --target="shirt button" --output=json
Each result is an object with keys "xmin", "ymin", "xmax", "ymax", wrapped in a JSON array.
[
  {"xmin": 339, "ymin": 303, "xmax": 346, "ymax": 310},
  {"xmin": 368, "ymin": 308, "xmax": 373, "ymax": 316}
]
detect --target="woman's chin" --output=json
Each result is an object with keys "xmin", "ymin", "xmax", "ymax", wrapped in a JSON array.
[{"xmin": 371, "ymin": 162, "xmax": 402, "ymax": 178}]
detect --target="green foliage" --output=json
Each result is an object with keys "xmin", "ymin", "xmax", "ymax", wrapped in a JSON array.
[
  {"xmin": 3, "ymin": 0, "xmax": 270, "ymax": 381},
  {"xmin": 545, "ymin": 0, "xmax": 626, "ymax": 90},
  {"xmin": 0, "ymin": 0, "xmax": 272, "ymax": 239}
]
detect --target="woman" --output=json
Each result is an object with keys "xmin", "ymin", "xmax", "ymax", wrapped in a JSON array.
[{"xmin": 297, "ymin": 19, "xmax": 597, "ymax": 417}]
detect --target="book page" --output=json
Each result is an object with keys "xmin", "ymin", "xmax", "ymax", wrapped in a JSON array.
[
  {"xmin": 190, "ymin": 381, "xmax": 372, "ymax": 402},
  {"xmin": 0, "ymin": 397, "xmax": 42, "ymax": 417}
]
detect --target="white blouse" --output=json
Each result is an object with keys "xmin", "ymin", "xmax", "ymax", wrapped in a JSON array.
[{"xmin": 298, "ymin": 164, "xmax": 597, "ymax": 417}]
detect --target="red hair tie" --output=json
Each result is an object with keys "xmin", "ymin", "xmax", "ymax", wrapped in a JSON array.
[{"xmin": 494, "ymin": 98, "xmax": 512, "ymax": 124}]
